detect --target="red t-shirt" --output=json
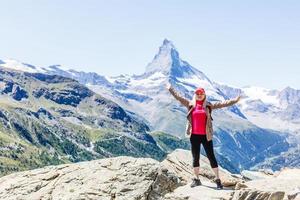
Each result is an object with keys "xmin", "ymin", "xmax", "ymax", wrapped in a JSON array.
[{"xmin": 191, "ymin": 100, "xmax": 207, "ymax": 135}]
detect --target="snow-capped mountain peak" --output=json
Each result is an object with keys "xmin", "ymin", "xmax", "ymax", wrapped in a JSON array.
[
  {"xmin": 144, "ymin": 39, "xmax": 212, "ymax": 87},
  {"xmin": 145, "ymin": 38, "xmax": 179, "ymax": 75}
]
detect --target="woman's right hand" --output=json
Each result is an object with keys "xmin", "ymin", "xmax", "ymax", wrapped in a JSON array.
[{"xmin": 166, "ymin": 82, "xmax": 172, "ymax": 90}]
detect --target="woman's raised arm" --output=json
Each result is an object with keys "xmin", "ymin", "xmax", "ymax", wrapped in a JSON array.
[
  {"xmin": 166, "ymin": 83, "xmax": 190, "ymax": 108},
  {"xmin": 211, "ymin": 96, "xmax": 241, "ymax": 110}
]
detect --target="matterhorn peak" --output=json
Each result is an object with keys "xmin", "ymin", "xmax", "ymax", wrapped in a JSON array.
[
  {"xmin": 144, "ymin": 39, "xmax": 211, "ymax": 83},
  {"xmin": 161, "ymin": 38, "xmax": 176, "ymax": 50},
  {"xmin": 144, "ymin": 39, "xmax": 179, "ymax": 73}
]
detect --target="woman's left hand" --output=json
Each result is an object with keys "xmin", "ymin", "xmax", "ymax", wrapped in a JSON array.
[{"xmin": 236, "ymin": 95, "xmax": 242, "ymax": 102}]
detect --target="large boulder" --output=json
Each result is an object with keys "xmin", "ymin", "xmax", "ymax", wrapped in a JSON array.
[
  {"xmin": 0, "ymin": 156, "xmax": 181, "ymax": 200},
  {"xmin": 232, "ymin": 168, "xmax": 300, "ymax": 200}
]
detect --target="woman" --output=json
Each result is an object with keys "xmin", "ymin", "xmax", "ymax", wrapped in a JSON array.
[{"xmin": 166, "ymin": 83, "xmax": 241, "ymax": 189}]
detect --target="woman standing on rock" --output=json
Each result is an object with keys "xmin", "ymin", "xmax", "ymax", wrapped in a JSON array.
[{"xmin": 166, "ymin": 83, "xmax": 241, "ymax": 189}]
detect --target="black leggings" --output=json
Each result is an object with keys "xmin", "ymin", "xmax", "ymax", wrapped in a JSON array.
[{"xmin": 190, "ymin": 134, "xmax": 218, "ymax": 168}]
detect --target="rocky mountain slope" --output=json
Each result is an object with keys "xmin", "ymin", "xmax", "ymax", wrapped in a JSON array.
[
  {"xmin": 0, "ymin": 68, "xmax": 191, "ymax": 176},
  {"xmin": 0, "ymin": 149, "xmax": 298, "ymax": 200}
]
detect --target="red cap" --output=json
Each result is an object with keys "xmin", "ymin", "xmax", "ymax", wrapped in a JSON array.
[{"xmin": 195, "ymin": 87, "xmax": 205, "ymax": 95}]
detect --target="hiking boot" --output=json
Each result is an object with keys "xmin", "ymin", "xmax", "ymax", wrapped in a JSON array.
[
  {"xmin": 215, "ymin": 178, "xmax": 223, "ymax": 189},
  {"xmin": 190, "ymin": 178, "xmax": 202, "ymax": 188}
]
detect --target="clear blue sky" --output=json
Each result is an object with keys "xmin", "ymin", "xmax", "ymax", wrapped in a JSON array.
[{"xmin": 0, "ymin": 0, "xmax": 299, "ymax": 89}]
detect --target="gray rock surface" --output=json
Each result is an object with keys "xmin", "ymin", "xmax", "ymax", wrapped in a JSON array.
[
  {"xmin": 0, "ymin": 156, "xmax": 180, "ymax": 200},
  {"xmin": 0, "ymin": 149, "xmax": 299, "ymax": 200}
]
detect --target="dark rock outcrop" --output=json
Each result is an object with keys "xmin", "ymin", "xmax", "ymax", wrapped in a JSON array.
[{"xmin": 12, "ymin": 86, "xmax": 28, "ymax": 101}]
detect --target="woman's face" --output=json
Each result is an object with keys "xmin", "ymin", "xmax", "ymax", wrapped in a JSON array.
[{"xmin": 195, "ymin": 93, "xmax": 205, "ymax": 101}]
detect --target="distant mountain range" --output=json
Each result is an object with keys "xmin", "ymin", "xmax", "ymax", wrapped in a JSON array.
[{"xmin": 1, "ymin": 39, "xmax": 299, "ymax": 175}]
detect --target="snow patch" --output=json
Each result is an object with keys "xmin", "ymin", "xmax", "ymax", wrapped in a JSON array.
[
  {"xmin": 242, "ymin": 86, "xmax": 280, "ymax": 107},
  {"xmin": 0, "ymin": 59, "xmax": 46, "ymax": 73}
]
